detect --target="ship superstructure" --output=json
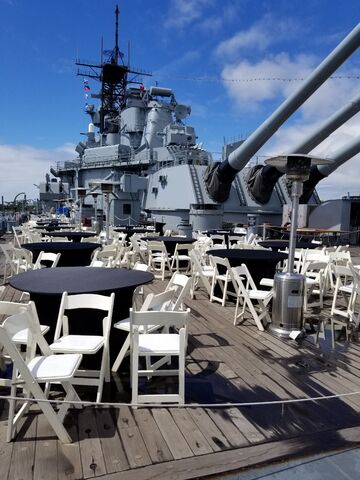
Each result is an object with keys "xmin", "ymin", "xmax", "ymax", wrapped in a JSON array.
[{"xmin": 46, "ymin": 7, "xmax": 319, "ymax": 230}]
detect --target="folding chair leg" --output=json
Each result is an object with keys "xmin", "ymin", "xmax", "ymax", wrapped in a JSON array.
[{"xmin": 111, "ymin": 335, "xmax": 130, "ymax": 372}]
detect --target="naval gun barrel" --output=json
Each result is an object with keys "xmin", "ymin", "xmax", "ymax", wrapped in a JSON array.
[
  {"xmin": 204, "ymin": 22, "xmax": 360, "ymax": 203},
  {"xmin": 300, "ymin": 135, "xmax": 360, "ymax": 203},
  {"xmin": 248, "ymin": 93, "xmax": 360, "ymax": 203}
]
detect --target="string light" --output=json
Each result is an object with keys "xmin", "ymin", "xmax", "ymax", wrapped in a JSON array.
[{"xmin": 152, "ymin": 73, "xmax": 360, "ymax": 83}]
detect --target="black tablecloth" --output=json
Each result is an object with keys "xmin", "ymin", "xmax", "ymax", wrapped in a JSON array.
[
  {"xmin": 42, "ymin": 231, "xmax": 97, "ymax": 243},
  {"xmin": 143, "ymin": 236, "xmax": 196, "ymax": 255},
  {"xmin": 10, "ymin": 267, "xmax": 154, "ymax": 363},
  {"xmin": 113, "ymin": 227, "xmax": 155, "ymax": 240},
  {"xmin": 22, "ymin": 242, "xmax": 99, "ymax": 266},
  {"xmin": 258, "ymin": 240, "xmax": 315, "ymax": 251},
  {"xmin": 208, "ymin": 249, "xmax": 287, "ymax": 286}
]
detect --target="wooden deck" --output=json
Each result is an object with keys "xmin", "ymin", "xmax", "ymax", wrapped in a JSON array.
[{"xmin": 1, "ymin": 244, "xmax": 360, "ymax": 479}]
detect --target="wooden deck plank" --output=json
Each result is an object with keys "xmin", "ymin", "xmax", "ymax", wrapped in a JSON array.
[
  {"xmin": 78, "ymin": 408, "xmax": 107, "ymax": 478},
  {"xmin": 58, "ymin": 414, "xmax": 83, "ymax": 480},
  {"xmin": 133, "ymin": 408, "xmax": 173, "ymax": 463},
  {"xmin": 95, "ymin": 408, "xmax": 130, "ymax": 473},
  {"xmin": 152, "ymin": 408, "xmax": 193, "ymax": 460},
  {"xmin": 170, "ymin": 407, "xmax": 214, "ymax": 455},
  {"xmin": 34, "ymin": 413, "xmax": 59, "ymax": 480},
  {"xmin": 116, "ymin": 407, "xmax": 152, "ymax": 468},
  {"xmin": 186, "ymin": 407, "xmax": 231, "ymax": 451},
  {"xmin": 0, "ymin": 401, "xmax": 13, "ymax": 480},
  {"xmin": 8, "ymin": 413, "xmax": 37, "ymax": 480},
  {"xmin": 84, "ymin": 424, "xmax": 360, "ymax": 480}
]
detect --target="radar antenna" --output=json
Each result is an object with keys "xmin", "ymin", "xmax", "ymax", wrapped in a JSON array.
[{"xmin": 75, "ymin": 3, "xmax": 151, "ymax": 134}]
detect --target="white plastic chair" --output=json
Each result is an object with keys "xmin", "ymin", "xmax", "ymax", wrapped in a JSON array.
[
  {"xmin": 331, "ymin": 264, "xmax": 360, "ymax": 348},
  {"xmin": 209, "ymin": 255, "xmax": 238, "ymax": 306},
  {"xmin": 111, "ymin": 288, "xmax": 177, "ymax": 373},
  {"xmin": 33, "ymin": 251, "xmax": 61, "ymax": 269},
  {"xmin": 147, "ymin": 241, "xmax": 172, "ymax": 280},
  {"xmin": 130, "ymin": 308, "xmax": 189, "ymax": 405},
  {"xmin": 171, "ymin": 243, "xmax": 193, "ymax": 273},
  {"xmin": 232, "ymin": 264, "xmax": 273, "ymax": 332},
  {"xmin": 0, "ymin": 243, "xmax": 17, "ymax": 283},
  {"xmin": 189, "ymin": 249, "xmax": 214, "ymax": 299},
  {"xmin": 50, "ymin": 292, "xmax": 115, "ymax": 402},
  {"xmin": 0, "ymin": 309, "xmax": 82, "ymax": 444}
]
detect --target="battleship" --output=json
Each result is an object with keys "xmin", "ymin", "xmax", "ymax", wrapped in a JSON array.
[{"xmin": 40, "ymin": 7, "xmax": 360, "ymax": 237}]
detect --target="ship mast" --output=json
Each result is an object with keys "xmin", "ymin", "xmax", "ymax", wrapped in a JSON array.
[{"xmin": 75, "ymin": 4, "xmax": 151, "ymax": 135}]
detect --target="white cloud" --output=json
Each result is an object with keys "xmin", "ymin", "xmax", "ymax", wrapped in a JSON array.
[
  {"xmin": 0, "ymin": 143, "xmax": 75, "ymax": 201},
  {"xmin": 221, "ymin": 53, "xmax": 315, "ymax": 110},
  {"xmin": 165, "ymin": 0, "xmax": 215, "ymax": 29},
  {"xmin": 215, "ymin": 15, "xmax": 300, "ymax": 58}
]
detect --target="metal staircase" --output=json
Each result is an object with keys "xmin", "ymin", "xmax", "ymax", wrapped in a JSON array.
[
  {"xmin": 189, "ymin": 165, "xmax": 204, "ymax": 204},
  {"xmin": 234, "ymin": 175, "xmax": 246, "ymax": 206}
]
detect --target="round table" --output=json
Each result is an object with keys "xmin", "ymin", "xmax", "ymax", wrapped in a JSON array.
[
  {"xmin": 22, "ymin": 242, "xmax": 99, "ymax": 266},
  {"xmin": 114, "ymin": 227, "xmax": 156, "ymax": 240},
  {"xmin": 208, "ymin": 249, "xmax": 287, "ymax": 286},
  {"xmin": 144, "ymin": 236, "xmax": 196, "ymax": 255},
  {"xmin": 42, "ymin": 231, "xmax": 97, "ymax": 243},
  {"xmin": 258, "ymin": 240, "xmax": 315, "ymax": 251},
  {"xmin": 9, "ymin": 267, "xmax": 154, "ymax": 363}
]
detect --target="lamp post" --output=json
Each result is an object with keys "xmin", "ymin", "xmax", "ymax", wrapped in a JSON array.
[
  {"xmin": 72, "ymin": 187, "xmax": 87, "ymax": 231},
  {"xmin": 100, "ymin": 182, "xmax": 114, "ymax": 244},
  {"xmin": 91, "ymin": 192, "xmax": 100, "ymax": 235},
  {"xmin": 265, "ymin": 154, "xmax": 330, "ymax": 338}
]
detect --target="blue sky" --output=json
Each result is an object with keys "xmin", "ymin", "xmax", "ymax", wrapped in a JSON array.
[{"xmin": 0, "ymin": 0, "xmax": 359, "ymax": 202}]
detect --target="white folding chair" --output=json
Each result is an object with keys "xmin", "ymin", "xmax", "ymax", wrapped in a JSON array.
[
  {"xmin": 0, "ymin": 243, "xmax": 17, "ymax": 283},
  {"xmin": 131, "ymin": 308, "xmax": 189, "ymax": 405},
  {"xmin": 164, "ymin": 272, "xmax": 192, "ymax": 311},
  {"xmin": 0, "ymin": 310, "xmax": 82, "ymax": 444},
  {"xmin": 232, "ymin": 264, "xmax": 273, "ymax": 332},
  {"xmin": 331, "ymin": 264, "xmax": 360, "ymax": 348},
  {"xmin": 209, "ymin": 255, "xmax": 238, "ymax": 306},
  {"xmin": 49, "ymin": 292, "xmax": 115, "ymax": 402},
  {"xmin": 330, "ymin": 264, "xmax": 354, "ymax": 318},
  {"xmin": 111, "ymin": 288, "xmax": 176, "ymax": 373},
  {"xmin": 147, "ymin": 241, "xmax": 172, "ymax": 280},
  {"xmin": 33, "ymin": 251, "xmax": 61, "ymax": 269},
  {"xmin": 171, "ymin": 243, "xmax": 193, "ymax": 273},
  {"xmin": 189, "ymin": 249, "xmax": 214, "ymax": 299},
  {"xmin": 11, "ymin": 248, "xmax": 34, "ymax": 274}
]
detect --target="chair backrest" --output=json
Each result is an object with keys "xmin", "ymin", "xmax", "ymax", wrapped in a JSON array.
[
  {"xmin": 209, "ymin": 255, "xmax": 232, "ymax": 275},
  {"xmin": 54, "ymin": 292, "xmax": 115, "ymax": 340},
  {"xmin": 232, "ymin": 264, "xmax": 257, "ymax": 291},
  {"xmin": 0, "ymin": 300, "xmax": 51, "ymax": 356},
  {"xmin": 173, "ymin": 243, "xmax": 194, "ymax": 256},
  {"xmin": 34, "ymin": 251, "xmax": 61, "ymax": 269},
  {"xmin": 147, "ymin": 240, "xmax": 168, "ymax": 255},
  {"xmin": 51, "ymin": 237, "xmax": 73, "ymax": 242},
  {"xmin": 141, "ymin": 289, "xmax": 177, "ymax": 312},
  {"xmin": 81, "ymin": 235, "xmax": 100, "ymax": 243},
  {"xmin": 329, "ymin": 251, "xmax": 352, "ymax": 265},
  {"xmin": 12, "ymin": 248, "xmax": 34, "ymax": 272},
  {"xmin": 130, "ymin": 307, "xmax": 189, "ymax": 330},
  {"xmin": 164, "ymin": 272, "xmax": 191, "ymax": 310},
  {"xmin": 133, "ymin": 262, "xmax": 150, "ymax": 272}
]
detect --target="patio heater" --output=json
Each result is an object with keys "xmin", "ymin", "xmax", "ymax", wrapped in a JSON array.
[
  {"xmin": 265, "ymin": 154, "xmax": 330, "ymax": 338},
  {"xmin": 72, "ymin": 187, "xmax": 87, "ymax": 231},
  {"xmin": 91, "ymin": 192, "xmax": 101, "ymax": 235},
  {"xmin": 100, "ymin": 181, "xmax": 114, "ymax": 244}
]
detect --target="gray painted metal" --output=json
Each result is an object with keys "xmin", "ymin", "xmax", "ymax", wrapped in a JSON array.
[{"xmin": 227, "ymin": 23, "xmax": 360, "ymax": 171}]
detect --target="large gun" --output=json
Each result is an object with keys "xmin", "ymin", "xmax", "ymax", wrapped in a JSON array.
[
  {"xmin": 248, "ymin": 94, "xmax": 360, "ymax": 203},
  {"xmin": 204, "ymin": 23, "xmax": 360, "ymax": 203}
]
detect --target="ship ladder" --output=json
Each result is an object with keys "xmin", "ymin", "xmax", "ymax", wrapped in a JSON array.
[{"xmin": 189, "ymin": 165, "xmax": 204, "ymax": 204}]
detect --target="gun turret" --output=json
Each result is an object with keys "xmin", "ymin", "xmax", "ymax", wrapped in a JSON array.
[{"xmin": 204, "ymin": 23, "xmax": 360, "ymax": 204}]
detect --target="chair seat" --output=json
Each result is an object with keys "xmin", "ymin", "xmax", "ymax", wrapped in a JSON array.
[
  {"xmin": 50, "ymin": 335, "xmax": 104, "ymax": 354},
  {"xmin": 12, "ymin": 325, "xmax": 50, "ymax": 344},
  {"xmin": 28, "ymin": 353, "xmax": 82, "ymax": 381},
  {"xmin": 113, "ymin": 317, "xmax": 156, "ymax": 333},
  {"xmin": 248, "ymin": 291, "xmax": 272, "ymax": 301},
  {"xmin": 138, "ymin": 334, "xmax": 180, "ymax": 355}
]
